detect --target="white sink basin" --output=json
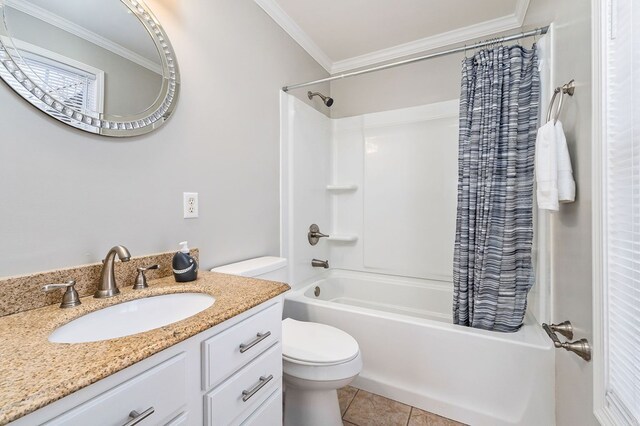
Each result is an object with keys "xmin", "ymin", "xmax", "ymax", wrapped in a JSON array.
[{"xmin": 49, "ymin": 293, "xmax": 215, "ymax": 343}]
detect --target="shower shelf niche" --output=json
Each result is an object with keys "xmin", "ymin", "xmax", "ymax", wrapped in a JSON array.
[
  {"xmin": 326, "ymin": 234, "xmax": 358, "ymax": 243},
  {"xmin": 326, "ymin": 184, "xmax": 358, "ymax": 192}
]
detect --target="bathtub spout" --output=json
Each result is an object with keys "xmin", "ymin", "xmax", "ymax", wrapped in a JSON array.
[{"xmin": 311, "ymin": 259, "xmax": 329, "ymax": 269}]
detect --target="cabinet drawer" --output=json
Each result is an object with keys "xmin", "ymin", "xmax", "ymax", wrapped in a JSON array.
[
  {"xmin": 205, "ymin": 343, "xmax": 282, "ymax": 426},
  {"xmin": 166, "ymin": 412, "xmax": 189, "ymax": 426},
  {"xmin": 203, "ymin": 302, "xmax": 281, "ymax": 390},
  {"xmin": 45, "ymin": 354, "xmax": 187, "ymax": 426},
  {"xmin": 240, "ymin": 389, "xmax": 282, "ymax": 426}
]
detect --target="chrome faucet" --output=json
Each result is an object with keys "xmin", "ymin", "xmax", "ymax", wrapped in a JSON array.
[
  {"xmin": 95, "ymin": 245, "xmax": 131, "ymax": 298},
  {"xmin": 311, "ymin": 259, "xmax": 329, "ymax": 269}
]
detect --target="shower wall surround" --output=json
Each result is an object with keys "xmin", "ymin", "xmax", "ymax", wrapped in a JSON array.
[
  {"xmin": 281, "ymin": 93, "xmax": 459, "ymax": 288},
  {"xmin": 333, "ymin": 101, "xmax": 459, "ymax": 281},
  {"xmin": 280, "ymin": 93, "xmax": 332, "ymax": 286},
  {"xmin": 282, "ymin": 92, "xmax": 550, "ymax": 325}
]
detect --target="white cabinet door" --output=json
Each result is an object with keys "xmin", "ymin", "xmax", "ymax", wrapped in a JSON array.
[{"xmin": 44, "ymin": 354, "xmax": 187, "ymax": 426}]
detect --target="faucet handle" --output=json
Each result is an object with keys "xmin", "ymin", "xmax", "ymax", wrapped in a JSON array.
[
  {"xmin": 133, "ymin": 264, "xmax": 159, "ymax": 290},
  {"xmin": 308, "ymin": 224, "xmax": 330, "ymax": 246},
  {"xmin": 138, "ymin": 264, "xmax": 159, "ymax": 272},
  {"xmin": 42, "ymin": 280, "xmax": 81, "ymax": 308}
]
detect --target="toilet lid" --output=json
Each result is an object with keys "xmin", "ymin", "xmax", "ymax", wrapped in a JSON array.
[{"xmin": 282, "ymin": 318, "xmax": 359, "ymax": 364}]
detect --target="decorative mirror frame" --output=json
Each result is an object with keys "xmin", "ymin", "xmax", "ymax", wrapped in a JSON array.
[{"xmin": 0, "ymin": 0, "xmax": 180, "ymax": 137}]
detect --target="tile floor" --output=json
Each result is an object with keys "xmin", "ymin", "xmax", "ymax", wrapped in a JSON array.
[{"xmin": 338, "ymin": 386, "xmax": 466, "ymax": 426}]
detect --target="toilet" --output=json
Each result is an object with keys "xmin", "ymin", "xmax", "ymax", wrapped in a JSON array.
[{"xmin": 212, "ymin": 257, "xmax": 362, "ymax": 426}]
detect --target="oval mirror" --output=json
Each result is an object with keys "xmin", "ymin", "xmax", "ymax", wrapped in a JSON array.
[{"xmin": 0, "ymin": 0, "xmax": 179, "ymax": 137}]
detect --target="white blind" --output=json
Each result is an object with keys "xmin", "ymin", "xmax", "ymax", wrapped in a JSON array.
[
  {"xmin": 24, "ymin": 56, "xmax": 97, "ymax": 113},
  {"xmin": 605, "ymin": 0, "xmax": 640, "ymax": 424},
  {"xmin": 13, "ymin": 50, "xmax": 99, "ymax": 125}
]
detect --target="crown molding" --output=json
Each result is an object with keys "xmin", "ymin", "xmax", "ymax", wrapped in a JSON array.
[
  {"xmin": 4, "ymin": 0, "xmax": 162, "ymax": 75},
  {"xmin": 255, "ymin": 0, "xmax": 530, "ymax": 75},
  {"xmin": 514, "ymin": 0, "xmax": 532, "ymax": 25},
  {"xmin": 331, "ymin": 0, "xmax": 529, "ymax": 74},
  {"xmin": 254, "ymin": 0, "xmax": 333, "ymax": 72}
]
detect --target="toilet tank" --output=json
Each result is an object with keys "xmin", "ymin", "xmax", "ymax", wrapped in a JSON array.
[{"xmin": 211, "ymin": 256, "xmax": 288, "ymax": 282}]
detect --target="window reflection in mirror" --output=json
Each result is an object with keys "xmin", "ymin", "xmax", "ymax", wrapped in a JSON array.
[{"xmin": 3, "ymin": 0, "xmax": 163, "ymax": 120}]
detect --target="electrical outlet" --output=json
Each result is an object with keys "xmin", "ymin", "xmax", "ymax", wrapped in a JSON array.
[{"xmin": 183, "ymin": 192, "xmax": 198, "ymax": 219}]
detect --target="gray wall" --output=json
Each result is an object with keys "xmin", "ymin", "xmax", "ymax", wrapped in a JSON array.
[
  {"xmin": 7, "ymin": 8, "xmax": 162, "ymax": 115},
  {"xmin": 0, "ymin": 0, "xmax": 328, "ymax": 277},
  {"xmin": 329, "ymin": 53, "xmax": 463, "ymax": 118},
  {"xmin": 526, "ymin": 0, "xmax": 597, "ymax": 424},
  {"xmin": 326, "ymin": 28, "xmax": 545, "ymax": 120}
]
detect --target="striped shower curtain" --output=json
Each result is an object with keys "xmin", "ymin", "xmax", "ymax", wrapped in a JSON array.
[{"xmin": 452, "ymin": 45, "xmax": 540, "ymax": 332}]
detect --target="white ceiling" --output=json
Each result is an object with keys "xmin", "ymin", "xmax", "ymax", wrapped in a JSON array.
[{"xmin": 255, "ymin": 0, "xmax": 531, "ymax": 74}]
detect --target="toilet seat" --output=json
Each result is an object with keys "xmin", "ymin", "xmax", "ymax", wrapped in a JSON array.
[
  {"xmin": 282, "ymin": 353, "xmax": 358, "ymax": 366},
  {"xmin": 283, "ymin": 351, "xmax": 363, "ymax": 383},
  {"xmin": 282, "ymin": 318, "xmax": 359, "ymax": 365}
]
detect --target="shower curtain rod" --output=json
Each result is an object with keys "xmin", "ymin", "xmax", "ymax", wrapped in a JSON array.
[{"xmin": 282, "ymin": 26, "xmax": 549, "ymax": 92}]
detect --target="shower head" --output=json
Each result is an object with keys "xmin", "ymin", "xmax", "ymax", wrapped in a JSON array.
[{"xmin": 307, "ymin": 91, "xmax": 334, "ymax": 107}]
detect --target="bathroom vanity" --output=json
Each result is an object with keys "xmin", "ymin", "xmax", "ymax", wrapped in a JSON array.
[{"xmin": 0, "ymin": 272, "xmax": 289, "ymax": 426}]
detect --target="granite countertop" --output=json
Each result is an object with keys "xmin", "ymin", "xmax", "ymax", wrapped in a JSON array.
[{"xmin": 0, "ymin": 271, "xmax": 290, "ymax": 425}]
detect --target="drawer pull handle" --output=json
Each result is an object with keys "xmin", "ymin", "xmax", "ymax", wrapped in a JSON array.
[
  {"xmin": 239, "ymin": 331, "xmax": 271, "ymax": 353},
  {"xmin": 123, "ymin": 407, "xmax": 155, "ymax": 426},
  {"xmin": 242, "ymin": 375, "xmax": 273, "ymax": 402}
]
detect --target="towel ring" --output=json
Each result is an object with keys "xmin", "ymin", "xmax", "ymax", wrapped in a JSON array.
[{"xmin": 546, "ymin": 79, "xmax": 576, "ymax": 124}]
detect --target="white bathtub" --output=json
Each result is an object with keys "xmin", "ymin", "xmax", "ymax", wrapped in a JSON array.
[{"xmin": 283, "ymin": 270, "xmax": 555, "ymax": 426}]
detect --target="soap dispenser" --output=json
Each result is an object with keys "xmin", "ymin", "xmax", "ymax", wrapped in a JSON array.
[{"xmin": 172, "ymin": 241, "xmax": 198, "ymax": 282}]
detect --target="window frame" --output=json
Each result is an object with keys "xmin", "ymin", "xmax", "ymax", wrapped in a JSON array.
[
  {"xmin": 593, "ymin": 0, "xmax": 640, "ymax": 424},
  {"xmin": 9, "ymin": 38, "xmax": 104, "ymax": 116}
]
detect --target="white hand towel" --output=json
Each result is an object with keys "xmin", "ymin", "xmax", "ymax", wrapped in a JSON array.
[
  {"xmin": 554, "ymin": 121, "xmax": 576, "ymax": 203},
  {"xmin": 535, "ymin": 120, "xmax": 576, "ymax": 211},
  {"xmin": 535, "ymin": 121, "xmax": 559, "ymax": 211}
]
